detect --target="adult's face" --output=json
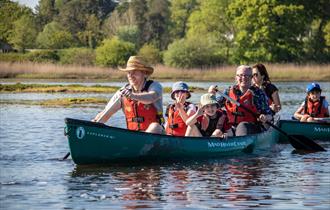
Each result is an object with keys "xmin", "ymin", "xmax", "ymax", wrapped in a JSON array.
[
  {"xmin": 127, "ymin": 70, "xmax": 146, "ymax": 87},
  {"xmin": 236, "ymin": 67, "xmax": 252, "ymax": 88},
  {"xmin": 252, "ymin": 68, "xmax": 263, "ymax": 85}
]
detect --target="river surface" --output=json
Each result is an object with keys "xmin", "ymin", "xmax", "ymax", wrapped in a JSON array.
[{"xmin": 0, "ymin": 81, "xmax": 329, "ymax": 209}]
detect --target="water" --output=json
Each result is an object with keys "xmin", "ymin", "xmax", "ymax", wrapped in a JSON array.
[{"xmin": 0, "ymin": 82, "xmax": 329, "ymax": 209}]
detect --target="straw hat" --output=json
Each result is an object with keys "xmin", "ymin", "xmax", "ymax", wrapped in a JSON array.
[
  {"xmin": 119, "ymin": 56, "xmax": 154, "ymax": 75},
  {"xmin": 200, "ymin": 93, "xmax": 218, "ymax": 107},
  {"xmin": 170, "ymin": 81, "xmax": 191, "ymax": 100}
]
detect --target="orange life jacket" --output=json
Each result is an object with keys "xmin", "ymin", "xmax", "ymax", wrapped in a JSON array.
[
  {"xmin": 122, "ymin": 80, "xmax": 163, "ymax": 131},
  {"xmin": 304, "ymin": 96, "xmax": 329, "ymax": 118},
  {"xmin": 225, "ymin": 86, "xmax": 258, "ymax": 125},
  {"xmin": 165, "ymin": 102, "xmax": 192, "ymax": 136}
]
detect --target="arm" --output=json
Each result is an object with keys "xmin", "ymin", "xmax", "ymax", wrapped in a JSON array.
[
  {"xmin": 129, "ymin": 82, "xmax": 162, "ymax": 104},
  {"xmin": 270, "ymin": 91, "xmax": 281, "ymax": 112},
  {"xmin": 294, "ymin": 106, "xmax": 305, "ymax": 120},
  {"xmin": 186, "ymin": 106, "xmax": 204, "ymax": 126},
  {"xmin": 92, "ymin": 91, "xmax": 122, "ymax": 123}
]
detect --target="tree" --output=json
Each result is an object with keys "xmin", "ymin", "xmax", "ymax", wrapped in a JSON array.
[
  {"xmin": 144, "ymin": 0, "xmax": 171, "ymax": 50},
  {"xmin": 0, "ymin": 0, "xmax": 32, "ymax": 43},
  {"xmin": 228, "ymin": 0, "xmax": 306, "ymax": 63},
  {"xmin": 163, "ymin": 36, "xmax": 223, "ymax": 68},
  {"xmin": 36, "ymin": 21, "xmax": 75, "ymax": 49},
  {"xmin": 78, "ymin": 14, "xmax": 101, "ymax": 48},
  {"xmin": 9, "ymin": 14, "xmax": 38, "ymax": 52},
  {"xmin": 187, "ymin": 0, "xmax": 233, "ymax": 63},
  {"xmin": 35, "ymin": 0, "xmax": 57, "ymax": 27},
  {"xmin": 95, "ymin": 37, "xmax": 136, "ymax": 67},
  {"xmin": 169, "ymin": 0, "xmax": 198, "ymax": 40}
]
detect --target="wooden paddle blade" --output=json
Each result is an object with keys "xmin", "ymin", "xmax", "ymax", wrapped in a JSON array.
[{"xmin": 288, "ymin": 135, "xmax": 326, "ymax": 152}]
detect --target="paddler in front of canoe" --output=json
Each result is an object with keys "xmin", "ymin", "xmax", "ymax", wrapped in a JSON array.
[
  {"xmin": 92, "ymin": 56, "xmax": 164, "ymax": 134},
  {"xmin": 294, "ymin": 82, "xmax": 329, "ymax": 122}
]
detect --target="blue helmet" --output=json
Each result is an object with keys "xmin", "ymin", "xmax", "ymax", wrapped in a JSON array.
[
  {"xmin": 306, "ymin": 83, "xmax": 322, "ymax": 93},
  {"xmin": 171, "ymin": 81, "xmax": 191, "ymax": 100}
]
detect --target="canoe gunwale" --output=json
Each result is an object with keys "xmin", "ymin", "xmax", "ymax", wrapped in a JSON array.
[{"xmin": 65, "ymin": 117, "xmax": 274, "ymax": 141}]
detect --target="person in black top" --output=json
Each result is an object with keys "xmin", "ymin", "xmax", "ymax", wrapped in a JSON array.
[{"xmin": 252, "ymin": 64, "xmax": 281, "ymax": 114}]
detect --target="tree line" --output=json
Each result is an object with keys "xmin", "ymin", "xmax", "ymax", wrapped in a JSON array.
[{"xmin": 1, "ymin": 0, "xmax": 329, "ymax": 68}]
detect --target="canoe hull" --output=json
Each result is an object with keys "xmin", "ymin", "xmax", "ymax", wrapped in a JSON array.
[
  {"xmin": 65, "ymin": 118, "xmax": 278, "ymax": 165},
  {"xmin": 278, "ymin": 120, "xmax": 330, "ymax": 141}
]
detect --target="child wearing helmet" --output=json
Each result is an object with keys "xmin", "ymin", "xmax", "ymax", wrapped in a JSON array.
[
  {"xmin": 185, "ymin": 93, "xmax": 230, "ymax": 138},
  {"xmin": 165, "ymin": 81, "xmax": 197, "ymax": 136},
  {"xmin": 294, "ymin": 83, "xmax": 329, "ymax": 122}
]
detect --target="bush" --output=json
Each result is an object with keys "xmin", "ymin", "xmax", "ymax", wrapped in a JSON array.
[
  {"xmin": 138, "ymin": 44, "xmax": 162, "ymax": 64},
  {"xmin": 59, "ymin": 48, "xmax": 95, "ymax": 66},
  {"xmin": 95, "ymin": 37, "xmax": 136, "ymax": 67},
  {"xmin": 163, "ymin": 37, "xmax": 223, "ymax": 68},
  {"xmin": 0, "ymin": 53, "xmax": 28, "ymax": 62},
  {"xmin": 26, "ymin": 50, "xmax": 59, "ymax": 63}
]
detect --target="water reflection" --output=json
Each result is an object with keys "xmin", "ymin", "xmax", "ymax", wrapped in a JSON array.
[{"xmin": 68, "ymin": 157, "xmax": 277, "ymax": 208}]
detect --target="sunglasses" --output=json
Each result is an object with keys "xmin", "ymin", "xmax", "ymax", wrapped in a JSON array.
[{"xmin": 252, "ymin": 73, "xmax": 259, "ymax": 77}]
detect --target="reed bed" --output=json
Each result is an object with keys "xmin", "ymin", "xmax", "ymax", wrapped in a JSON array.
[{"xmin": 0, "ymin": 61, "xmax": 329, "ymax": 82}]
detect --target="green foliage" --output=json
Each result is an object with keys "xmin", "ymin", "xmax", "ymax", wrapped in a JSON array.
[
  {"xmin": 187, "ymin": 0, "xmax": 232, "ymax": 63},
  {"xmin": 26, "ymin": 50, "xmax": 59, "ymax": 63},
  {"xmin": 0, "ymin": 53, "xmax": 28, "ymax": 62},
  {"xmin": 9, "ymin": 14, "xmax": 38, "ymax": 52},
  {"xmin": 35, "ymin": 0, "xmax": 57, "ymax": 27},
  {"xmin": 324, "ymin": 21, "xmax": 330, "ymax": 47},
  {"xmin": 116, "ymin": 25, "xmax": 139, "ymax": 43},
  {"xmin": 0, "ymin": 0, "xmax": 32, "ymax": 43},
  {"xmin": 58, "ymin": 48, "xmax": 95, "ymax": 66},
  {"xmin": 138, "ymin": 43, "xmax": 162, "ymax": 64},
  {"xmin": 169, "ymin": 0, "xmax": 198, "ymax": 40},
  {"xmin": 163, "ymin": 36, "xmax": 223, "ymax": 68},
  {"xmin": 228, "ymin": 0, "xmax": 306, "ymax": 63},
  {"xmin": 95, "ymin": 38, "xmax": 136, "ymax": 67},
  {"xmin": 36, "ymin": 21, "xmax": 75, "ymax": 49}
]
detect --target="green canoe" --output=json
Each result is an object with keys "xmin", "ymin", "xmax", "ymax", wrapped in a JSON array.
[
  {"xmin": 278, "ymin": 120, "xmax": 330, "ymax": 141},
  {"xmin": 64, "ymin": 118, "xmax": 278, "ymax": 165}
]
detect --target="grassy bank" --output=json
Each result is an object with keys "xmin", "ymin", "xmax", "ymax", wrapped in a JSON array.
[
  {"xmin": 0, "ymin": 98, "xmax": 107, "ymax": 107},
  {"xmin": 0, "ymin": 62, "xmax": 329, "ymax": 82},
  {"xmin": 0, "ymin": 83, "xmax": 205, "ymax": 93}
]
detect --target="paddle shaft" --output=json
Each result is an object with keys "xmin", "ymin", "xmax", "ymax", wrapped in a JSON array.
[{"xmin": 218, "ymin": 91, "xmax": 326, "ymax": 151}]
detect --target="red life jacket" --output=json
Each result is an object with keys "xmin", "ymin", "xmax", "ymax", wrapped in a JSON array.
[
  {"xmin": 122, "ymin": 80, "xmax": 163, "ymax": 131},
  {"xmin": 165, "ymin": 102, "xmax": 192, "ymax": 136},
  {"xmin": 304, "ymin": 96, "xmax": 329, "ymax": 118},
  {"xmin": 196, "ymin": 110, "xmax": 229, "ymax": 137},
  {"xmin": 225, "ymin": 86, "xmax": 258, "ymax": 125}
]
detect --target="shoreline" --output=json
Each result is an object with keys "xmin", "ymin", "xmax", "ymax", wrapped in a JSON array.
[{"xmin": 1, "ymin": 62, "xmax": 330, "ymax": 82}]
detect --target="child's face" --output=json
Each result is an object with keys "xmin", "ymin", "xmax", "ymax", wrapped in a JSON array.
[
  {"xmin": 174, "ymin": 91, "xmax": 188, "ymax": 102},
  {"xmin": 203, "ymin": 104, "xmax": 218, "ymax": 116},
  {"xmin": 308, "ymin": 91, "xmax": 321, "ymax": 101}
]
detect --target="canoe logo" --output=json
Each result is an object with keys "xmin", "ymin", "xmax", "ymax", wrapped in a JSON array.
[{"xmin": 76, "ymin": 127, "xmax": 85, "ymax": 139}]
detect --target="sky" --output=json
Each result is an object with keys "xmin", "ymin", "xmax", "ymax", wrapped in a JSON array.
[{"xmin": 14, "ymin": 0, "xmax": 39, "ymax": 10}]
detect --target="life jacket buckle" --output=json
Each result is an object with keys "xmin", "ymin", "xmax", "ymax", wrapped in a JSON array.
[
  {"xmin": 132, "ymin": 117, "xmax": 144, "ymax": 123},
  {"xmin": 232, "ymin": 111, "xmax": 244, "ymax": 116},
  {"xmin": 169, "ymin": 124, "xmax": 179, "ymax": 129}
]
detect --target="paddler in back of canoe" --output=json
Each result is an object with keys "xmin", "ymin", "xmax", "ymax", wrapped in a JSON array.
[
  {"xmin": 209, "ymin": 65, "xmax": 273, "ymax": 136},
  {"xmin": 294, "ymin": 83, "xmax": 329, "ymax": 122},
  {"xmin": 165, "ymin": 81, "xmax": 197, "ymax": 136},
  {"xmin": 92, "ymin": 56, "xmax": 164, "ymax": 134},
  {"xmin": 185, "ymin": 93, "xmax": 231, "ymax": 138}
]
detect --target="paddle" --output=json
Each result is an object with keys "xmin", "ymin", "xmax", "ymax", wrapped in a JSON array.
[
  {"xmin": 61, "ymin": 89, "xmax": 125, "ymax": 160},
  {"xmin": 217, "ymin": 91, "xmax": 326, "ymax": 152}
]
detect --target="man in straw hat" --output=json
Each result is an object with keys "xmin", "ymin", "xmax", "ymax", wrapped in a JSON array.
[{"xmin": 92, "ymin": 56, "xmax": 164, "ymax": 134}]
